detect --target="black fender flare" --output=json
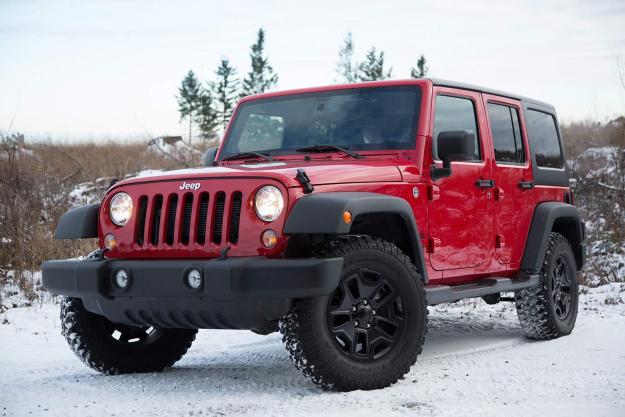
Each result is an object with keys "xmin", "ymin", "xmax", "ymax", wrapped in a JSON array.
[
  {"xmin": 521, "ymin": 202, "xmax": 585, "ymax": 271},
  {"xmin": 283, "ymin": 192, "xmax": 428, "ymax": 282},
  {"xmin": 54, "ymin": 204, "xmax": 100, "ymax": 239}
]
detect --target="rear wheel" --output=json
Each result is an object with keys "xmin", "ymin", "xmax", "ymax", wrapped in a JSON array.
[
  {"xmin": 60, "ymin": 297, "xmax": 197, "ymax": 374},
  {"xmin": 515, "ymin": 232, "xmax": 579, "ymax": 340},
  {"xmin": 280, "ymin": 236, "xmax": 428, "ymax": 391}
]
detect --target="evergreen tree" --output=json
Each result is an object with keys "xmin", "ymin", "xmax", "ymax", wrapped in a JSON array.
[
  {"xmin": 176, "ymin": 70, "xmax": 201, "ymax": 144},
  {"xmin": 196, "ymin": 86, "xmax": 219, "ymax": 142},
  {"xmin": 356, "ymin": 47, "xmax": 392, "ymax": 81},
  {"xmin": 410, "ymin": 54, "xmax": 428, "ymax": 78},
  {"xmin": 211, "ymin": 59, "xmax": 240, "ymax": 132},
  {"xmin": 336, "ymin": 32, "xmax": 357, "ymax": 83},
  {"xmin": 242, "ymin": 28, "xmax": 278, "ymax": 96}
]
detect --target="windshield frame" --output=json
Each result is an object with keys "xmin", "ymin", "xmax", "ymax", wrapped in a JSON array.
[{"xmin": 218, "ymin": 85, "xmax": 422, "ymax": 161}]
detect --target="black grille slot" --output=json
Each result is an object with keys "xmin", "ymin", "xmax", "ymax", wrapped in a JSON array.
[
  {"xmin": 229, "ymin": 192, "xmax": 242, "ymax": 244},
  {"xmin": 165, "ymin": 194, "xmax": 178, "ymax": 245},
  {"xmin": 196, "ymin": 192, "xmax": 209, "ymax": 244},
  {"xmin": 212, "ymin": 192, "xmax": 226, "ymax": 244},
  {"xmin": 181, "ymin": 193, "xmax": 193, "ymax": 245},
  {"xmin": 150, "ymin": 195, "xmax": 163, "ymax": 245},
  {"xmin": 135, "ymin": 196, "xmax": 148, "ymax": 245}
]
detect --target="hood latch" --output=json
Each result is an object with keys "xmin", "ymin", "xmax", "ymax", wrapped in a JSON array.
[{"xmin": 296, "ymin": 169, "xmax": 314, "ymax": 194}]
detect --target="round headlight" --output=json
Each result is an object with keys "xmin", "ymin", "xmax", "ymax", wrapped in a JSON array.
[
  {"xmin": 254, "ymin": 185, "xmax": 284, "ymax": 222},
  {"xmin": 109, "ymin": 192, "xmax": 133, "ymax": 226}
]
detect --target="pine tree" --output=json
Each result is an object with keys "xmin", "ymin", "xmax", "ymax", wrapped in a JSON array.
[
  {"xmin": 357, "ymin": 47, "xmax": 392, "ymax": 81},
  {"xmin": 196, "ymin": 86, "xmax": 219, "ymax": 142},
  {"xmin": 242, "ymin": 28, "xmax": 278, "ymax": 96},
  {"xmin": 177, "ymin": 70, "xmax": 201, "ymax": 144},
  {"xmin": 211, "ymin": 59, "xmax": 240, "ymax": 132},
  {"xmin": 336, "ymin": 32, "xmax": 357, "ymax": 83},
  {"xmin": 410, "ymin": 54, "xmax": 428, "ymax": 78}
]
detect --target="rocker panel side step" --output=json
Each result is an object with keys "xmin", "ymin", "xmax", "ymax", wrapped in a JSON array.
[{"xmin": 425, "ymin": 273, "xmax": 539, "ymax": 305}]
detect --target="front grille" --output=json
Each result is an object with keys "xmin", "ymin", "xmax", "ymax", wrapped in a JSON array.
[{"xmin": 134, "ymin": 190, "xmax": 243, "ymax": 248}]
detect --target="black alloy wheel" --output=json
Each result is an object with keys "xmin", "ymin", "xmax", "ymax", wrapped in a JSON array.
[
  {"xmin": 551, "ymin": 254, "xmax": 573, "ymax": 320},
  {"xmin": 327, "ymin": 267, "xmax": 406, "ymax": 361}
]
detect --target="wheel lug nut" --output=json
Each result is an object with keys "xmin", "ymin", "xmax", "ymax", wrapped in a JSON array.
[
  {"xmin": 362, "ymin": 299, "xmax": 368, "ymax": 305},
  {"xmin": 351, "ymin": 306, "xmax": 357, "ymax": 312},
  {"xmin": 353, "ymin": 320, "xmax": 359, "ymax": 327},
  {"xmin": 371, "ymin": 310, "xmax": 376, "ymax": 315},
  {"xmin": 365, "ymin": 323, "xmax": 371, "ymax": 329}
]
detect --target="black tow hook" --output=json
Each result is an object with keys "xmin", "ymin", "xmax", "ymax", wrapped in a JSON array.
[{"xmin": 296, "ymin": 169, "xmax": 314, "ymax": 194}]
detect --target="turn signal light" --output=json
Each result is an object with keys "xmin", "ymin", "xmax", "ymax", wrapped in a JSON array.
[
  {"xmin": 104, "ymin": 233, "xmax": 117, "ymax": 251},
  {"xmin": 343, "ymin": 210, "xmax": 353, "ymax": 224},
  {"xmin": 261, "ymin": 229, "xmax": 278, "ymax": 248}
]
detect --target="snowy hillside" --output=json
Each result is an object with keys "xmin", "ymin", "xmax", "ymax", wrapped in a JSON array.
[{"xmin": 1, "ymin": 285, "xmax": 623, "ymax": 417}]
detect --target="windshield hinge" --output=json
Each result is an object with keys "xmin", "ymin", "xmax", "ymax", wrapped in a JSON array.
[{"xmin": 296, "ymin": 169, "xmax": 314, "ymax": 194}]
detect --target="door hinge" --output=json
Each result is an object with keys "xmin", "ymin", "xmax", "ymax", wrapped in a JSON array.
[
  {"xmin": 495, "ymin": 187, "xmax": 504, "ymax": 201},
  {"xmin": 427, "ymin": 237, "xmax": 441, "ymax": 253},
  {"xmin": 427, "ymin": 185, "xmax": 440, "ymax": 201}
]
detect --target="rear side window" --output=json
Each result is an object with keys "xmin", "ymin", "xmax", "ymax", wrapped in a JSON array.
[
  {"xmin": 487, "ymin": 103, "xmax": 525, "ymax": 163},
  {"xmin": 433, "ymin": 95, "xmax": 481, "ymax": 161},
  {"xmin": 525, "ymin": 109, "xmax": 563, "ymax": 168}
]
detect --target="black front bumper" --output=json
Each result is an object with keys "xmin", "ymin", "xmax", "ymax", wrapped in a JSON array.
[{"xmin": 42, "ymin": 256, "xmax": 343, "ymax": 329}]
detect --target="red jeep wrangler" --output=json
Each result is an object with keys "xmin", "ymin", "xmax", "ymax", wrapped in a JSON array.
[{"xmin": 43, "ymin": 79, "xmax": 585, "ymax": 391}]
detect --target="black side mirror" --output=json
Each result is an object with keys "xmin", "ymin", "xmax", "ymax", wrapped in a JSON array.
[
  {"xmin": 203, "ymin": 147, "xmax": 218, "ymax": 167},
  {"xmin": 431, "ymin": 130, "xmax": 475, "ymax": 180}
]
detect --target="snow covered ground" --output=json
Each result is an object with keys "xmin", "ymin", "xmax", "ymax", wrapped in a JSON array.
[{"xmin": 1, "ymin": 285, "xmax": 624, "ymax": 417}]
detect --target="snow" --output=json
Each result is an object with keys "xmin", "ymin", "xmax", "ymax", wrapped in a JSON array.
[{"xmin": 1, "ymin": 285, "xmax": 624, "ymax": 417}]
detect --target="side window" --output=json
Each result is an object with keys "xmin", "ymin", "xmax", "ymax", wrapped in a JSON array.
[
  {"xmin": 433, "ymin": 95, "xmax": 481, "ymax": 161},
  {"xmin": 487, "ymin": 103, "xmax": 525, "ymax": 163},
  {"xmin": 525, "ymin": 109, "xmax": 563, "ymax": 168}
]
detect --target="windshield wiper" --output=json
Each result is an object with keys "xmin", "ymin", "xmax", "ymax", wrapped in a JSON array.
[
  {"xmin": 221, "ymin": 152, "xmax": 274, "ymax": 162},
  {"xmin": 295, "ymin": 144, "xmax": 364, "ymax": 159}
]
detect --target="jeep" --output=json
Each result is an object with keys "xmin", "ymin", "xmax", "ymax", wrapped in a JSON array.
[{"xmin": 42, "ymin": 79, "xmax": 585, "ymax": 391}]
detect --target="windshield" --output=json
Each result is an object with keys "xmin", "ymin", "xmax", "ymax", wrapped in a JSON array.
[{"xmin": 220, "ymin": 86, "xmax": 421, "ymax": 158}]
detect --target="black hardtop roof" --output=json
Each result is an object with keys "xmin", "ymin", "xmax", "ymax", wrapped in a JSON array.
[{"xmin": 430, "ymin": 78, "xmax": 554, "ymax": 110}]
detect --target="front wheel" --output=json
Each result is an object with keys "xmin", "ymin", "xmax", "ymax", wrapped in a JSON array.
[
  {"xmin": 60, "ymin": 297, "xmax": 197, "ymax": 374},
  {"xmin": 515, "ymin": 232, "xmax": 579, "ymax": 340},
  {"xmin": 280, "ymin": 236, "xmax": 428, "ymax": 391}
]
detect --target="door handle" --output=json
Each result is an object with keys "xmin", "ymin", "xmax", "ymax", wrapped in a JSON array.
[
  {"xmin": 518, "ymin": 180, "xmax": 534, "ymax": 190},
  {"xmin": 475, "ymin": 179, "xmax": 495, "ymax": 188}
]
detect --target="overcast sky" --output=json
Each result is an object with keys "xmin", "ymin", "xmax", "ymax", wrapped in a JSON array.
[{"xmin": 1, "ymin": 0, "xmax": 624, "ymax": 141}]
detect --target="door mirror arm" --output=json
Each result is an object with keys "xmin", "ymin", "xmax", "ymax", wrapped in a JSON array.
[{"xmin": 203, "ymin": 147, "xmax": 218, "ymax": 167}]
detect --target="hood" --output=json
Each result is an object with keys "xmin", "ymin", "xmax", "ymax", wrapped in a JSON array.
[{"xmin": 110, "ymin": 160, "xmax": 403, "ymax": 191}]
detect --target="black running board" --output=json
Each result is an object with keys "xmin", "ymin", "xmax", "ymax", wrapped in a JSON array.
[{"xmin": 425, "ymin": 273, "xmax": 540, "ymax": 305}]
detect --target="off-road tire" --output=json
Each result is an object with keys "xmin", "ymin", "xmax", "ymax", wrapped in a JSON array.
[
  {"xmin": 515, "ymin": 232, "xmax": 579, "ymax": 340},
  {"xmin": 60, "ymin": 297, "xmax": 197, "ymax": 374},
  {"xmin": 280, "ymin": 236, "xmax": 428, "ymax": 391}
]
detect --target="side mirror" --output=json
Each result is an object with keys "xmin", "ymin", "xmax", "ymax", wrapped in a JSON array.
[
  {"xmin": 431, "ymin": 130, "xmax": 475, "ymax": 180},
  {"xmin": 203, "ymin": 147, "xmax": 218, "ymax": 167}
]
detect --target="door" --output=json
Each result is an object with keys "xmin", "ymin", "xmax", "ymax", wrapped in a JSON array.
[
  {"xmin": 482, "ymin": 95, "xmax": 534, "ymax": 265},
  {"xmin": 428, "ymin": 88, "xmax": 494, "ymax": 273}
]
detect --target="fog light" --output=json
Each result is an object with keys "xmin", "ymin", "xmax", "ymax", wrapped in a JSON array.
[
  {"xmin": 261, "ymin": 229, "xmax": 278, "ymax": 248},
  {"xmin": 115, "ymin": 269, "xmax": 129, "ymax": 288},
  {"xmin": 187, "ymin": 269, "xmax": 202, "ymax": 289},
  {"xmin": 104, "ymin": 233, "xmax": 117, "ymax": 250}
]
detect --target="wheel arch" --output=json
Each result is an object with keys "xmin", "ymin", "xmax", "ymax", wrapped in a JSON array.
[
  {"xmin": 521, "ymin": 202, "xmax": 585, "ymax": 272},
  {"xmin": 54, "ymin": 204, "xmax": 100, "ymax": 239},
  {"xmin": 283, "ymin": 192, "xmax": 428, "ymax": 283}
]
